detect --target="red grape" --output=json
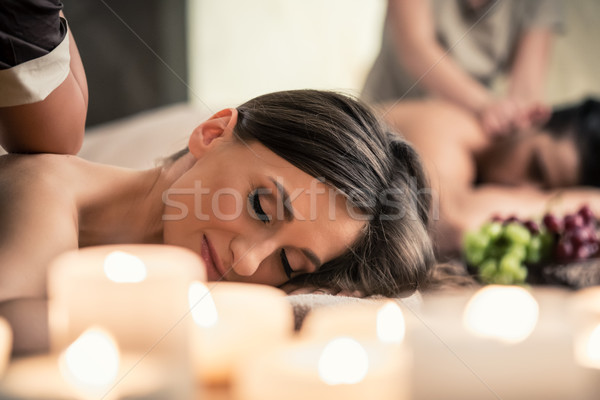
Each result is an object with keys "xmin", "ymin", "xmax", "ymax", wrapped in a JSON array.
[
  {"xmin": 578, "ymin": 205, "xmax": 595, "ymax": 225},
  {"xmin": 575, "ymin": 244, "xmax": 594, "ymax": 260},
  {"xmin": 491, "ymin": 214, "xmax": 503, "ymax": 223},
  {"xmin": 555, "ymin": 240, "xmax": 574, "ymax": 261},
  {"xmin": 572, "ymin": 227, "xmax": 590, "ymax": 246},
  {"xmin": 564, "ymin": 214, "xmax": 584, "ymax": 230},
  {"xmin": 503, "ymin": 215, "xmax": 519, "ymax": 225},
  {"xmin": 523, "ymin": 220, "xmax": 540, "ymax": 235},
  {"xmin": 543, "ymin": 213, "xmax": 562, "ymax": 233}
]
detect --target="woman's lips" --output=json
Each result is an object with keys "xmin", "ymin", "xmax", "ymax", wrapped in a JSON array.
[{"xmin": 201, "ymin": 235, "xmax": 225, "ymax": 281}]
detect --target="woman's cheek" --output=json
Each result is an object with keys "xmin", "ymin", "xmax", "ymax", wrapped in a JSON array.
[{"xmin": 209, "ymin": 189, "xmax": 245, "ymax": 222}]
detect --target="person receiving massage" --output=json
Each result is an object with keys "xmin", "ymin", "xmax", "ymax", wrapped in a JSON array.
[
  {"xmin": 382, "ymin": 97, "xmax": 600, "ymax": 260},
  {"xmin": 0, "ymin": 2, "xmax": 437, "ymax": 354}
]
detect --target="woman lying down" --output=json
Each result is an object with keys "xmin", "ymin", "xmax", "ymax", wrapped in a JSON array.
[{"xmin": 0, "ymin": 2, "xmax": 443, "ymax": 354}]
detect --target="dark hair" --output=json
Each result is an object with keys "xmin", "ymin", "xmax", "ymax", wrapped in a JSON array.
[
  {"xmin": 232, "ymin": 90, "xmax": 436, "ymax": 297},
  {"xmin": 544, "ymin": 97, "xmax": 600, "ymax": 187}
]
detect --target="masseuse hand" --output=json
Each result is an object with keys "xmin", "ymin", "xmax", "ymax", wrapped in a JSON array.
[{"xmin": 479, "ymin": 98, "xmax": 551, "ymax": 138}]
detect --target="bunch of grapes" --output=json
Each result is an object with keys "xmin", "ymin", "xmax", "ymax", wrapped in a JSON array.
[
  {"xmin": 464, "ymin": 217, "xmax": 553, "ymax": 285},
  {"xmin": 463, "ymin": 205, "xmax": 599, "ymax": 285},
  {"xmin": 543, "ymin": 205, "xmax": 599, "ymax": 262}
]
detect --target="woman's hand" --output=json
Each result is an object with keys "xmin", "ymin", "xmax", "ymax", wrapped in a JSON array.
[{"xmin": 479, "ymin": 98, "xmax": 551, "ymax": 137}]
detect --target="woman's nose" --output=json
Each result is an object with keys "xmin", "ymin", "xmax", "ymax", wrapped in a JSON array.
[{"xmin": 230, "ymin": 235, "xmax": 278, "ymax": 277}]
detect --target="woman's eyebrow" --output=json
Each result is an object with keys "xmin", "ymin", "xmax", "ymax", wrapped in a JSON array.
[
  {"xmin": 268, "ymin": 176, "xmax": 322, "ymax": 270},
  {"xmin": 269, "ymin": 177, "xmax": 294, "ymax": 222},
  {"xmin": 301, "ymin": 248, "xmax": 322, "ymax": 271}
]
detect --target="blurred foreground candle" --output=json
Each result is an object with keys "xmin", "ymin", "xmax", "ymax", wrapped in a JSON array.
[
  {"xmin": 46, "ymin": 244, "xmax": 204, "ymax": 398},
  {"xmin": 233, "ymin": 300, "xmax": 410, "ymax": 400},
  {"xmin": 188, "ymin": 281, "xmax": 294, "ymax": 385},
  {"xmin": 411, "ymin": 286, "xmax": 591, "ymax": 400},
  {"xmin": 570, "ymin": 288, "xmax": 600, "ymax": 399},
  {"xmin": 48, "ymin": 244, "xmax": 204, "ymax": 351},
  {"xmin": 301, "ymin": 300, "xmax": 407, "ymax": 344},
  {"xmin": 0, "ymin": 317, "xmax": 12, "ymax": 377},
  {"xmin": 0, "ymin": 327, "xmax": 170, "ymax": 399}
]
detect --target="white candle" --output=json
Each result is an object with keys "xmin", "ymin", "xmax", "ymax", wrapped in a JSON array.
[
  {"xmin": 45, "ymin": 244, "xmax": 202, "ymax": 398},
  {"xmin": 0, "ymin": 317, "xmax": 12, "ymax": 378},
  {"xmin": 233, "ymin": 300, "xmax": 410, "ymax": 400},
  {"xmin": 233, "ymin": 336, "xmax": 407, "ymax": 400},
  {"xmin": 300, "ymin": 300, "xmax": 407, "ymax": 344},
  {"xmin": 0, "ymin": 328, "xmax": 177, "ymax": 399},
  {"xmin": 48, "ymin": 244, "xmax": 204, "ymax": 354},
  {"xmin": 411, "ymin": 286, "xmax": 590, "ymax": 400},
  {"xmin": 188, "ymin": 281, "xmax": 294, "ymax": 385},
  {"xmin": 570, "ymin": 288, "xmax": 600, "ymax": 400}
]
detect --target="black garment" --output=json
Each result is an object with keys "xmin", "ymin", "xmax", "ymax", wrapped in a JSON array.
[{"xmin": 0, "ymin": 0, "xmax": 66, "ymax": 69}]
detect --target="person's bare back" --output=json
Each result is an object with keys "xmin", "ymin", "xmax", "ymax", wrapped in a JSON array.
[{"xmin": 382, "ymin": 100, "xmax": 600, "ymax": 259}]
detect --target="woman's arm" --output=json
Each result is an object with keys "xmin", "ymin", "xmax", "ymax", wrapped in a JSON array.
[
  {"xmin": 0, "ymin": 10, "xmax": 88, "ymax": 154},
  {"xmin": 387, "ymin": 0, "xmax": 492, "ymax": 113}
]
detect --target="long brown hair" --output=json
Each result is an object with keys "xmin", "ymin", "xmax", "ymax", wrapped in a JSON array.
[{"xmin": 233, "ymin": 90, "xmax": 437, "ymax": 297}]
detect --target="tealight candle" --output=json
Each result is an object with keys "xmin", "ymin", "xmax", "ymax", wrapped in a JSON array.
[
  {"xmin": 0, "ymin": 317, "xmax": 12, "ymax": 377},
  {"xmin": 45, "ymin": 244, "xmax": 203, "ymax": 398},
  {"xmin": 48, "ymin": 244, "xmax": 204, "ymax": 353},
  {"xmin": 233, "ymin": 336, "xmax": 407, "ymax": 400},
  {"xmin": 411, "ymin": 286, "xmax": 590, "ymax": 400},
  {"xmin": 233, "ymin": 300, "xmax": 411, "ymax": 400},
  {"xmin": 188, "ymin": 281, "xmax": 294, "ymax": 385},
  {"xmin": 569, "ymin": 287, "xmax": 600, "ymax": 400},
  {"xmin": 300, "ymin": 300, "xmax": 407, "ymax": 344},
  {"xmin": 0, "ymin": 327, "xmax": 174, "ymax": 399}
]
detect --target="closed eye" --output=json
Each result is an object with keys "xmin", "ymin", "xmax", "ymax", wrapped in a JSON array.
[
  {"xmin": 280, "ymin": 249, "xmax": 294, "ymax": 279},
  {"xmin": 249, "ymin": 190, "xmax": 270, "ymax": 223}
]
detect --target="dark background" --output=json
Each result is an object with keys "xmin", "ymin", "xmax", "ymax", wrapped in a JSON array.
[{"xmin": 62, "ymin": 0, "xmax": 188, "ymax": 127}]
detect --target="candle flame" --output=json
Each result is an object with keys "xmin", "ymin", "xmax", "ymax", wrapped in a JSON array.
[
  {"xmin": 463, "ymin": 285, "xmax": 539, "ymax": 344},
  {"xmin": 318, "ymin": 337, "xmax": 369, "ymax": 385},
  {"xmin": 188, "ymin": 281, "xmax": 218, "ymax": 328},
  {"xmin": 575, "ymin": 323, "xmax": 600, "ymax": 369},
  {"xmin": 376, "ymin": 301, "xmax": 405, "ymax": 344},
  {"xmin": 60, "ymin": 327, "xmax": 120, "ymax": 390},
  {"xmin": 103, "ymin": 251, "xmax": 147, "ymax": 283}
]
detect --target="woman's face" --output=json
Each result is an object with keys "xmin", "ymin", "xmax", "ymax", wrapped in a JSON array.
[
  {"xmin": 478, "ymin": 129, "xmax": 579, "ymax": 189},
  {"xmin": 162, "ymin": 136, "xmax": 365, "ymax": 287}
]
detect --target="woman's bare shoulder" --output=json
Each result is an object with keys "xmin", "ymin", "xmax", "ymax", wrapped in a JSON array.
[{"xmin": 0, "ymin": 154, "xmax": 79, "ymax": 301}]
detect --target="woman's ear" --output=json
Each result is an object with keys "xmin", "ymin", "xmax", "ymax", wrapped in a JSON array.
[{"xmin": 188, "ymin": 108, "xmax": 239, "ymax": 158}]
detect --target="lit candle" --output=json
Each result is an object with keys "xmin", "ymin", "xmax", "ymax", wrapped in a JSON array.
[
  {"xmin": 233, "ymin": 335, "xmax": 407, "ymax": 400},
  {"xmin": 48, "ymin": 244, "xmax": 204, "ymax": 353},
  {"xmin": 411, "ymin": 286, "xmax": 590, "ymax": 400},
  {"xmin": 570, "ymin": 287, "xmax": 600, "ymax": 400},
  {"xmin": 0, "ymin": 317, "xmax": 12, "ymax": 377},
  {"xmin": 45, "ymin": 244, "xmax": 203, "ymax": 398},
  {"xmin": 188, "ymin": 281, "xmax": 294, "ymax": 385},
  {"xmin": 300, "ymin": 300, "xmax": 407, "ymax": 344},
  {"xmin": 233, "ymin": 300, "xmax": 410, "ymax": 400},
  {"xmin": 0, "ymin": 327, "xmax": 175, "ymax": 399}
]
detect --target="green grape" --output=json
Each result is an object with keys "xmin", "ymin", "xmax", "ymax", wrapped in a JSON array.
[
  {"xmin": 499, "ymin": 253, "xmax": 523, "ymax": 276},
  {"xmin": 464, "ymin": 231, "xmax": 490, "ymax": 265},
  {"xmin": 466, "ymin": 248, "xmax": 486, "ymax": 266},
  {"xmin": 526, "ymin": 235, "xmax": 543, "ymax": 264},
  {"xmin": 485, "ymin": 242, "xmax": 507, "ymax": 259},
  {"xmin": 514, "ymin": 266, "xmax": 528, "ymax": 283},
  {"xmin": 495, "ymin": 271, "xmax": 515, "ymax": 285},
  {"xmin": 503, "ymin": 222, "xmax": 532, "ymax": 245},
  {"xmin": 478, "ymin": 258, "xmax": 498, "ymax": 283},
  {"xmin": 507, "ymin": 243, "xmax": 527, "ymax": 262},
  {"xmin": 538, "ymin": 230, "xmax": 555, "ymax": 258},
  {"xmin": 480, "ymin": 221, "xmax": 503, "ymax": 241}
]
